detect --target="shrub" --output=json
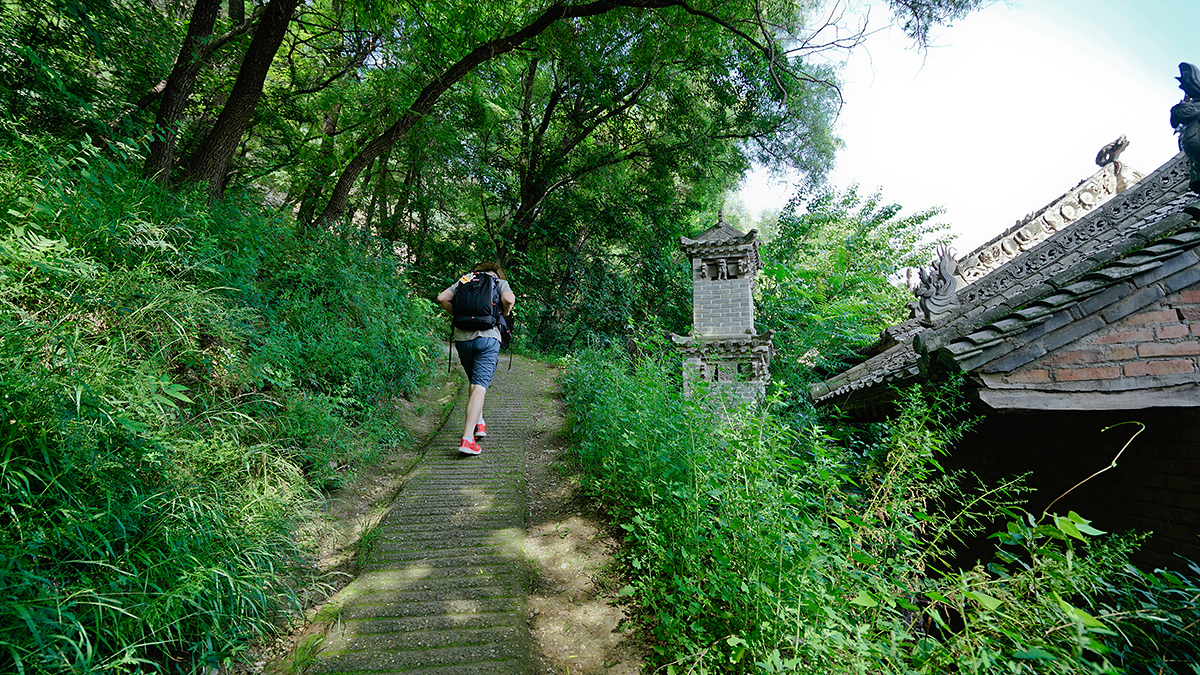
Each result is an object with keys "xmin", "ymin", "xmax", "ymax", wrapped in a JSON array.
[
  {"xmin": 0, "ymin": 134, "xmax": 440, "ymax": 672},
  {"xmin": 561, "ymin": 347, "xmax": 1200, "ymax": 674}
]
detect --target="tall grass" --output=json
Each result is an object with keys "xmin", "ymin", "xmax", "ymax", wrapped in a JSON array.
[
  {"xmin": 0, "ymin": 133, "xmax": 440, "ymax": 673},
  {"xmin": 561, "ymin": 346, "xmax": 1200, "ymax": 674}
]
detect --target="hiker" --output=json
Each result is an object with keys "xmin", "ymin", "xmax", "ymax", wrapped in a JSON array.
[{"xmin": 436, "ymin": 262, "xmax": 516, "ymax": 455}]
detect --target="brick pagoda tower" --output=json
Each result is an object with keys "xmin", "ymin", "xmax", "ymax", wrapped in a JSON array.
[{"xmin": 671, "ymin": 214, "xmax": 773, "ymax": 405}]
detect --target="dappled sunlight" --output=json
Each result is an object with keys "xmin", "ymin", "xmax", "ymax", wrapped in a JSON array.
[
  {"xmin": 352, "ymin": 564, "xmax": 434, "ymax": 592},
  {"xmin": 455, "ymin": 486, "xmax": 497, "ymax": 513},
  {"xmin": 525, "ymin": 513, "xmax": 641, "ymax": 674},
  {"xmin": 489, "ymin": 527, "xmax": 525, "ymax": 558}
]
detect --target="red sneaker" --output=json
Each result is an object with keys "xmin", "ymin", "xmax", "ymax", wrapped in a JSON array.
[
  {"xmin": 458, "ymin": 438, "xmax": 482, "ymax": 455},
  {"xmin": 474, "ymin": 422, "xmax": 487, "ymax": 439}
]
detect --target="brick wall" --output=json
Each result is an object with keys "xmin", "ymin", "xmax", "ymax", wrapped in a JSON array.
[
  {"xmin": 1002, "ymin": 282, "xmax": 1200, "ymax": 387},
  {"xmin": 947, "ymin": 407, "xmax": 1200, "ymax": 570},
  {"xmin": 693, "ymin": 274, "xmax": 754, "ymax": 335}
]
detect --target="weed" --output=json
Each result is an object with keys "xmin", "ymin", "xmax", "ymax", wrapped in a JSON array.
[
  {"xmin": 562, "ymin": 346, "xmax": 1200, "ymax": 674},
  {"xmin": 282, "ymin": 634, "xmax": 324, "ymax": 674},
  {"xmin": 0, "ymin": 136, "xmax": 440, "ymax": 672}
]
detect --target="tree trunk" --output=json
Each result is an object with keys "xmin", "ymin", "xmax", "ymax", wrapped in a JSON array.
[
  {"xmin": 185, "ymin": 0, "xmax": 299, "ymax": 197},
  {"xmin": 229, "ymin": 0, "xmax": 243, "ymax": 24},
  {"xmin": 295, "ymin": 106, "xmax": 341, "ymax": 227},
  {"xmin": 143, "ymin": 0, "xmax": 221, "ymax": 184}
]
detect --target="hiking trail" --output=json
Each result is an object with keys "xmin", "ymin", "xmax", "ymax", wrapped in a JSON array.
[{"xmin": 299, "ymin": 354, "xmax": 642, "ymax": 675}]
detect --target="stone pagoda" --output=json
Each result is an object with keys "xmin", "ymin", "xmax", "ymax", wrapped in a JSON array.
[{"xmin": 671, "ymin": 214, "xmax": 773, "ymax": 404}]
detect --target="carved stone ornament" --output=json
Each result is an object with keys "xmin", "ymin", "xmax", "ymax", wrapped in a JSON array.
[
  {"xmin": 910, "ymin": 243, "xmax": 960, "ymax": 327},
  {"xmin": 955, "ymin": 144, "xmax": 1142, "ymax": 285},
  {"xmin": 1095, "ymin": 134, "xmax": 1129, "ymax": 167},
  {"xmin": 1171, "ymin": 62, "xmax": 1200, "ymax": 194}
]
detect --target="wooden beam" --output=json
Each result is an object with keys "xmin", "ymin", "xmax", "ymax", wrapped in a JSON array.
[{"xmin": 977, "ymin": 384, "xmax": 1200, "ymax": 410}]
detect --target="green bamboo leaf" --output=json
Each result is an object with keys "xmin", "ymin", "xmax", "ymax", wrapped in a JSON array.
[
  {"xmin": 965, "ymin": 590, "xmax": 1003, "ymax": 611},
  {"xmin": 1014, "ymin": 647, "xmax": 1056, "ymax": 660},
  {"xmin": 1055, "ymin": 594, "xmax": 1107, "ymax": 629}
]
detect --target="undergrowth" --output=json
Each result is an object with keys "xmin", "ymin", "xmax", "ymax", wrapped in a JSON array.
[
  {"xmin": 0, "ymin": 134, "xmax": 439, "ymax": 673},
  {"xmin": 561, "ymin": 345, "xmax": 1200, "ymax": 674}
]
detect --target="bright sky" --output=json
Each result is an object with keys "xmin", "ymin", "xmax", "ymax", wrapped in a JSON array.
[{"xmin": 739, "ymin": 0, "xmax": 1200, "ymax": 252}]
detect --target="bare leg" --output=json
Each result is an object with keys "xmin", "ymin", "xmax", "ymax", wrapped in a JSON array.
[{"xmin": 462, "ymin": 384, "xmax": 487, "ymax": 439}]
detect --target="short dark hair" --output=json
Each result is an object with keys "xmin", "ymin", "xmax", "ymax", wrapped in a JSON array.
[{"xmin": 472, "ymin": 261, "xmax": 506, "ymax": 280}]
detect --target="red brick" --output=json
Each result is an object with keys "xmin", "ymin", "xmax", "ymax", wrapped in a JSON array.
[
  {"xmin": 1107, "ymin": 345, "xmax": 1138, "ymax": 360},
  {"xmin": 1095, "ymin": 327, "xmax": 1154, "ymax": 343},
  {"xmin": 1177, "ymin": 289, "xmax": 1200, "ymax": 303},
  {"xmin": 1054, "ymin": 365, "xmax": 1121, "ymax": 381},
  {"xmin": 1138, "ymin": 341, "xmax": 1200, "ymax": 357},
  {"xmin": 1165, "ymin": 523, "xmax": 1195, "ymax": 540},
  {"xmin": 1144, "ymin": 504, "xmax": 1174, "ymax": 521},
  {"xmin": 1157, "ymin": 323, "xmax": 1191, "ymax": 339},
  {"xmin": 1156, "ymin": 490, "xmax": 1182, "ymax": 506},
  {"xmin": 1006, "ymin": 369, "xmax": 1051, "ymax": 384},
  {"xmin": 1124, "ymin": 359, "xmax": 1197, "ymax": 376},
  {"xmin": 1045, "ymin": 350, "xmax": 1102, "ymax": 365},
  {"xmin": 1180, "ymin": 307, "xmax": 1200, "ymax": 320},
  {"xmin": 1193, "ymin": 323, "xmax": 1200, "ymax": 337},
  {"xmin": 1123, "ymin": 309, "xmax": 1182, "ymax": 325}
]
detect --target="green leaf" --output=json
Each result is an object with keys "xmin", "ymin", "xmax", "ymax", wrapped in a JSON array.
[
  {"xmin": 849, "ymin": 590, "xmax": 878, "ymax": 608},
  {"xmin": 965, "ymin": 590, "xmax": 1003, "ymax": 611},
  {"xmin": 618, "ymin": 585, "xmax": 636, "ymax": 597},
  {"xmin": 1053, "ymin": 515, "xmax": 1085, "ymax": 542},
  {"xmin": 851, "ymin": 550, "xmax": 877, "ymax": 565},
  {"xmin": 829, "ymin": 515, "xmax": 851, "ymax": 531},
  {"xmin": 1067, "ymin": 511, "xmax": 1106, "ymax": 536},
  {"xmin": 1013, "ymin": 647, "xmax": 1056, "ymax": 660},
  {"xmin": 1055, "ymin": 596, "xmax": 1106, "ymax": 629}
]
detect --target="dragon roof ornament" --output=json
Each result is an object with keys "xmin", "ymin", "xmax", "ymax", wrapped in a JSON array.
[
  {"xmin": 1172, "ymin": 62, "xmax": 1200, "ymax": 193},
  {"xmin": 909, "ymin": 243, "xmax": 960, "ymax": 327}
]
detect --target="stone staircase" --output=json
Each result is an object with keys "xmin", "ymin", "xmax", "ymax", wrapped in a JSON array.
[{"xmin": 308, "ymin": 357, "xmax": 542, "ymax": 674}]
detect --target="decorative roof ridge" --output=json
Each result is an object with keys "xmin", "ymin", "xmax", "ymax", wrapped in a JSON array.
[
  {"xmin": 939, "ymin": 221, "xmax": 1200, "ymax": 372},
  {"xmin": 913, "ymin": 153, "xmax": 1192, "ymax": 354},
  {"xmin": 680, "ymin": 226, "xmax": 759, "ymax": 248},
  {"xmin": 956, "ymin": 150, "xmax": 1144, "ymax": 286},
  {"xmin": 671, "ymin": 331, "xmax": 775, "ymax": 349}
]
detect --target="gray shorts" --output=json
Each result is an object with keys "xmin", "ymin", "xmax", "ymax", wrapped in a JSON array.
[{"xmin": 455, "ymin": 337, "xmax": 501, "ymax": 387}]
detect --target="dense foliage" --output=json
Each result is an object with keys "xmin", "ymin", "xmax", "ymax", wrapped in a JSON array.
[
  {"xmin": 561, "ymin": 347, "xmax": 1200, "ymax": 673},
  {"xmin": 1, "ymin": 0, "xmax": 1042, "ymax": 671},
  {"xmin": 0, "ymin": 136, "xmax": 439, "ymax": 673},
  {"xmin": 0, "ymin": 0, "xmax": 987, "ymax": 351},
  {"xmin": 757, "ymin": 186, "xmax": 949, "ymax": 403}
]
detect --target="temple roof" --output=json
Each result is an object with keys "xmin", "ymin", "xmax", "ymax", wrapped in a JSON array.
[
  {"xmin": 811, "ymin": 151, "xmax": 1200, "ymax": 414},
  {"xmin": 679, "ymin": 217, "xmax": 762, "ymax": 264}
]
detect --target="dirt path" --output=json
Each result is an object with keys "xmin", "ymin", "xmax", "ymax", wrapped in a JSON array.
[{"xmin": 268, "ymin": 354, "xmax": 643, "ymax": 675}]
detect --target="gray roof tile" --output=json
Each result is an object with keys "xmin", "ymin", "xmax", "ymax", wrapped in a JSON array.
[{"xmin": 812, "ymin": 151, "xmax": 1200, "ymax": 409}]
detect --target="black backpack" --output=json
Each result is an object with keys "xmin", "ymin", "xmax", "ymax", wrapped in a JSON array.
[
  {"xmin": 447, "ymin": 272, "xmax": 514, "ymax": 371},
  {"xmin": 451, "ymin": 272, "xmax": 501, "ymax": 330}
]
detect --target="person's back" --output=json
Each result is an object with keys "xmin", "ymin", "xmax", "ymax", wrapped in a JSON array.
[{"xmin": 436, "ymin": 262, "xmax": 516, "ymax": 455}]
